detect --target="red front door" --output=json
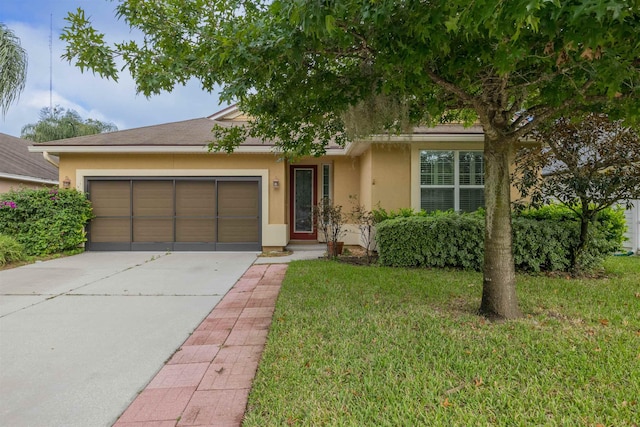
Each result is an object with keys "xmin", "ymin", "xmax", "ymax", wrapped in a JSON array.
[{"xmin": 289, "ymin": 166, "xmax": 317, "ymax": 240}]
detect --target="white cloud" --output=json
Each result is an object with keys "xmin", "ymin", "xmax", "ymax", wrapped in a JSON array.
[{"xmin": 0, "ymin": 2, "xmax": 225, "ymax": 137}]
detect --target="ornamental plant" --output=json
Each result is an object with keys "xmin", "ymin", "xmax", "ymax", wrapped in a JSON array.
[
  {"xmin": 314, "ymin": 197, "xmax": 347, "ymax": 259},
  {"xmin": 0, "ymin": 188, "xmax": 93, "ymax": 256},
  {"xmin": 0, "ymin": 234, "xmax": 25, "ymax": 266}
]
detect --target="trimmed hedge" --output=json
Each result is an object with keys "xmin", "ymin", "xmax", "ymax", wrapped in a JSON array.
[
  {"xmin": 376, "ymin": 214, "xmax": 485, "ymax": 270},
  {"xmin": 376, "ymin": 208, "xmax": 623, "ymax": 273},
  {"xmin": 0, "ymin": 188, "xmax": 93, "ymax": 256}
]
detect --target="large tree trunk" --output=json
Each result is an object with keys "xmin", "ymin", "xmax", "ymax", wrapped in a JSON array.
[
  {"xmin": 480, "ymin": 134, "xmax": 522, "ymax": 320},
  {"xmin": 572, "ymin": 206, "xmax": 592, "ymax": 273}
]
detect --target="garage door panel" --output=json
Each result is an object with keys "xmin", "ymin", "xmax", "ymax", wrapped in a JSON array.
[
  {"xmin": 218, "ymin": 218, "xmax": 259, "ymax": 243},
  {"xmin": 90, "ymin": 218, "xmax": 131, "ymax": 243},
  {"xmin": 90, "ymin": 181, "xmax": 131, "ymax": 217},
  {"xmin": 218, "ymin": 182, "xmax": 259, "ymax": 216},
  {"xmin": 176, "ymin": 181, "xmax": 215, "ymax": 216},
  {"xmin": 133, "ymin": 218, "xmax": 174, "ymax": 242},
  {"xmin": 176, "ymin": 219, "xmax": 216, "ymax": 242},
  {"xmin": 133, "ymin": 181, "xmax": 173, "ymax": 216}
]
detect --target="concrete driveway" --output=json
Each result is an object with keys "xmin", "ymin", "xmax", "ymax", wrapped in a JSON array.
[{"xmin": 0, "ymin": 251, "xmax": 257, "ymax": 427}]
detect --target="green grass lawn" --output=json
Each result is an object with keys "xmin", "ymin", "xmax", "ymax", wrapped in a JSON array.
[{"xmin": 244, "ymin": 257, "xmax": 639, "ymax": 426}]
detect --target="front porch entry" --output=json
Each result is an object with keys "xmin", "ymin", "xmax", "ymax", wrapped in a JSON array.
[{"xmin": 289, "ymin": 165, "xmax": 318, "ymax": 240}]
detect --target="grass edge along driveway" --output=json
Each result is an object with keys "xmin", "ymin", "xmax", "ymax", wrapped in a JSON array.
[{"xmin": 244, "ymin": 257, "xmax": 639, "ymax": 426}]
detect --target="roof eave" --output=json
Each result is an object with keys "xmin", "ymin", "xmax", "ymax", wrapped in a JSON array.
[
  {"xmin": 28, "ymin": 145, "xmax": 277, "ymax": 155},
  {"xmin": 0, "ymin": 172, "xmax": 59, "ymax": 185}
]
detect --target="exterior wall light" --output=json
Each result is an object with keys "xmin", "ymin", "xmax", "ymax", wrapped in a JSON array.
[
  {"xmin": 273, "ymin": 177, "xmax": 280, "ymax": 188},
  {"xmin": 62, "ymin": 176, "xmax": 71, "ymax": 189}
]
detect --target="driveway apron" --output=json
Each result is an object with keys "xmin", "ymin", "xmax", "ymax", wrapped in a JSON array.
[{"xmin": 0, "ymin": 251, "xmax": 257, "ymax": 427}]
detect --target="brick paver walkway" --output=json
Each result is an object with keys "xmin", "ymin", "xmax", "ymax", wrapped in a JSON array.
[{"xmin": 113, "ymin": 263, "xmax": 287, "ymax": 427}]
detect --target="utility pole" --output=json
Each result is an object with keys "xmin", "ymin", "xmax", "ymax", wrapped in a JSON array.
[{"xmin": 49, "ymin": 13, "xmax": 53, "ymax": 116}]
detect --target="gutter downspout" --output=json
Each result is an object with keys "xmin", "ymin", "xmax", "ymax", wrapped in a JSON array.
[{"xmin": 43, "ymin": 151, "xmax": 59, "ymax": 168}]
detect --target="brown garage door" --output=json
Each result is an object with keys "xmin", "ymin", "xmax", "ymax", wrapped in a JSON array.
[{"xmin": 86, "ymin": 177, "xmax": 261, "ymax": 251}]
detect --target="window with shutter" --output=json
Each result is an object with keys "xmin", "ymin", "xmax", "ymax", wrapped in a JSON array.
[{"xmin": 420, "ymin": 150, "xmax": 484, "ymax": 212}]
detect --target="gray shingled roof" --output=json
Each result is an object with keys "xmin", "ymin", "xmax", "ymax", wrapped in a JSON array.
[
  {"xmin": 34, "ymin": 118, "xmax": 270, "ymax": 147},
  {"xmin": 0, "ymin": 133, "xmax": 59, "ymax": 182},
  {"xmin": 32, "ymin": 116, "xmax": 484, "ymax": 149}
]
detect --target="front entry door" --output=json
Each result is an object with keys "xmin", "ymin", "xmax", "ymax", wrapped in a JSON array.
[{"xmin": 290, "ymin": 166, "xmax": 317, "ymax": 240}]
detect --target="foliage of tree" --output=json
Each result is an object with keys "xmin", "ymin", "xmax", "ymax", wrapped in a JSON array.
[
  {"xmin": 515, "ymin": 113, "xmax": 640, "ymax": 271},
  {"xmin": 61, "ymin": 0, "xmax": 640, "ymax": 319},
  {"xmin": 0, "ymin": 23, "xmax": 27, "ymax": 116},
  {"xmin": 21, "ymin": 106, "xmax": 117, "ymax": 142}
]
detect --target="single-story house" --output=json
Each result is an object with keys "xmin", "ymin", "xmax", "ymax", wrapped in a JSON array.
[
  {"xmin": 1, "ymin": 133, "xmax": 59, "ymax": 193},
  {"xmin": 24, "ymin": 106, "xmax": 547, "ymax": 252}
]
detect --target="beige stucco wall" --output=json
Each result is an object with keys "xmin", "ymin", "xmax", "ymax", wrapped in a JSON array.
[
  {"xmin": 0, "ymin": 178, "xmax": 57, "ymax": 194},
  {"xmin": 370, "ymin": 143, "xmax": 412, "ymax": 212},
  {"xmin": 332, "ymin": 156, "xmax": 361, "ymax": 208},
  {"xmin": 358, "ymin": 148, "xmax": 373, "ymax": 211}
]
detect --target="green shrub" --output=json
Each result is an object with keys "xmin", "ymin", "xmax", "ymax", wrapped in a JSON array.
[
  {"xmin": 376, "ymin": 207, "xmax": 622, "ymax": 273},
  {"xmin": 377, "ymin": 214, "xmax": 485, "ymax": 270},
  {"xmin": 0, "ymin": 188, "xmax": 93, "ymax": 256},
  {"xmin": 511, "ymin": 217, "xmax": 575, "ymax": 272},
  {"xmin": 0, "ymin": 234, "xmax": 25, "ymax": 266},
  {"xmin": 517, "ymin": 203, "xmax": 627, "ymax": 250}
]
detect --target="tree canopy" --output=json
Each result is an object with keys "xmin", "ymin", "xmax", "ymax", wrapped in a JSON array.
[
  {"xmin": 515, "ymin": 113, "xmax": 640, "ymax": 270},
  {"xmin": 0, "ymin": 23, "xmax": 28, "ymax": 116},
  {"xmin": 61, "ymin": 0, "xmax": 640, "ymax": 319},
  {"xmin": 21, "ymin": 106, "xmax": 117, "ymax": 142},
  {"xmin": 516, "ymin": 113, "xmax": 640, "ymax": 212}
]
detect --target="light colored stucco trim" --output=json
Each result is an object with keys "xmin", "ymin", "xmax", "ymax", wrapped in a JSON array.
[
  {"xmin": 410, "ymin": 146, "xmax": 421, "ymax": 211},
  {"xmin": 42, "ymin": 151, "xmax": 60, "ymax": 168},
  {"xmin": 29, "ymin": 144, "xmax": 352, "ymax": 156},
  {"xmin": 369, "ymin": 134, "xmax": 484, "ymax": 143},
  {"xmin": 75, "ymin": 168, "xmax": 281, "ymax": 247},
  {"xmin": 29, "ymin": 136, "xmax": 484, "ymax": 157},
  {"xmin": 31, "ymin": 145, "xmax": 266, "ymax": 154},
  {"xmin": 0, "ymin": 172, "xmax": 59, "ymax": 185}
]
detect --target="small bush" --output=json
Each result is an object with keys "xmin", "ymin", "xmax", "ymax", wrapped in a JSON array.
[
  {"xmin": 0, "ymin": 234, "xmax": 25, "ymax": 266},
  {"xmin": 0, "ymin": 188, "xmax": 93, "ymax": 256}
]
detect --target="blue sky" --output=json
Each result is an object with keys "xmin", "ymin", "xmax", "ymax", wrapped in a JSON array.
[{"xmin": 0, "ymin": 0, "xmax": 225, "ymax": 137}]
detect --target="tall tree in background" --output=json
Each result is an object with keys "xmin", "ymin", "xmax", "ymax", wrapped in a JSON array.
[
  {"xmin": 0, "ymin": 23, "xmax": 27, "ymax": 116},
  {"xmin": 515, "ymin": 113, "xmax": 640, "ymax": 271},
  {"xmin": 21, "ymin": 106, "xmax": 117, "ymax": 142},
  {"xmin": 61, "ymin": 1, "xmax": 640, "ymax": 319}
]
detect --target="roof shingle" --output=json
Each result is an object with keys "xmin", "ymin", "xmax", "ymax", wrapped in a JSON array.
[{"xmin": 0, "ymin": 133, "xmax": 59, "ymax": 181}]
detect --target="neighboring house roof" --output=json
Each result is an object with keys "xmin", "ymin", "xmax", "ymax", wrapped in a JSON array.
[
  {"xmin": 29, "ymin": 105, "xmax": 486, "ymax": 156},
  {"xmin": 0, "ymin": 133, "xmax": 59, "ymax": 184}
]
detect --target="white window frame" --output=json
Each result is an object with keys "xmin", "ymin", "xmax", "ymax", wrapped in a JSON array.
[
  {"xmin": 418, "ymin": 150, "xmax": 484, "ymax": 212},
  {"xmin": 321, "ymin": 163, "xmax": 332, "ymax": 201}
]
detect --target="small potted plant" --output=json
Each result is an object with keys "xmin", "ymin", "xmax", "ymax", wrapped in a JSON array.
[{"xmin": 314, "ymin": 197, "xmax": 346, "ymax": 258}]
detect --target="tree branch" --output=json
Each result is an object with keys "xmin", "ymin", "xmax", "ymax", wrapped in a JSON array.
[{"xmin": 425, "ymin": 70, "xmax": 475, "ymax": 105}]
